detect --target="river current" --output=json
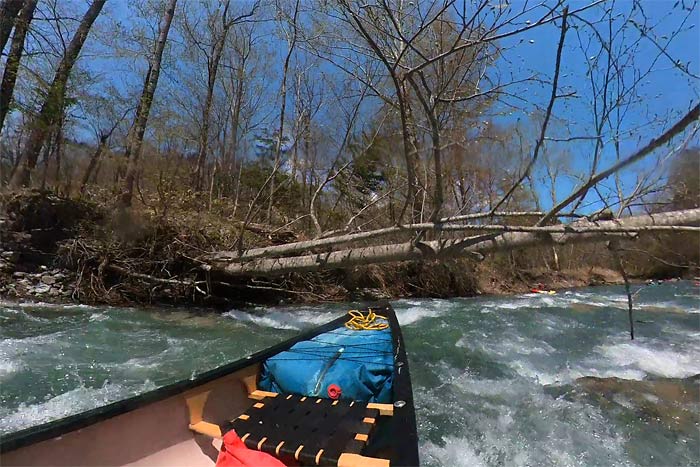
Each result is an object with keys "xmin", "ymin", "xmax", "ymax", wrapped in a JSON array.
[{"xmin": 1, "ymin": 283, "xmax": 698, "ymax": 466}]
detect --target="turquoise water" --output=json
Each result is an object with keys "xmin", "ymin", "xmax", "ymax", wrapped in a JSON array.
[{"xmin": 1, "ymin": 283, "xmax": 698, "ymax": 466}]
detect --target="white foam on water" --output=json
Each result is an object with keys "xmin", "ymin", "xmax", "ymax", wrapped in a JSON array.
[
  {"xmin": 88, "ymin": 312, "xmax": 109, "ymax": 322},
  {"xmin": 597, "ymin": 341, "xmax": 700, "ymax": 378},
  {"xmin": 455, "ymin": 316, "xmax": 666, "ymax": 385},
  {"xmin": 479, "ymin": 294, "xmax": 582, "ymax": 312},
  {"xmin": 0, "ymin": 301, "xmax": 102, "ymax": 311},
  {"xmin": 458, "ymin": 333, "xmax": 555, "ymax": 359},
  {"xmin": 0, "ymin": 360, "xmax": 19, "ymax": 379},
  {"xmin": 633, "ymin": 301, "xmax": 694, "ymax": 314},
  {"xmin": 560, "ymin": 289, "xmax": 700, "ymax": 314},
  {"xmin": 480, "ymin": 301, "xmax": 520, "ymax": 311},
  {"xmin": 112, "ymin": 354, "xmax": 166, "ymax": 373},
  {"xmin": 395, "ymin": 306, "xmax": 443, "ymax": 326},
  {"xmin": 107, "ymin": 338, "xmax": 192, "ymax": 376},
  {"xmin": 565, "ymin": 295, "xmax": 625, "ymax": 309},
  {"xmin": 0, "ymin": 380, "xmax": 157, "ymax": 434},
  {"xmin": 422, "ymin": 436, "xmax": 486, "ymax": 467},
  {"xmin": 0, "ymin": 331, "xmax": 68, "ymax": 361},
  {"xmin": 393, "ymin": 298, "xmax": 457, "ymax": 326},
  {"xmin": 495, "ymin": 328, "xmax": 700, "ymax": 384},
  {"xmin": 676, "ymin": 292, "xmax": 700, "ymax": 297},
  {"xmin": 507, "ymin": 360, "xmax": 647, "ymax": 386},
  {"xmin": 0, "ymin": 306, "xmax": 49, "ymax": 322},
  {"xmin": 418, "ymin": 372, "xmax": 633, "ymax": 467},
  {"xmin": 445, "ymin": 373, "xmax": 531, "ymax": 399},
  {"xmin": 223, "ymin": 307, "xmax": 341, "ymax": 330},
  {"xmin": 397, "ymin": 299, "xmax": 425, "ymax": 307}
]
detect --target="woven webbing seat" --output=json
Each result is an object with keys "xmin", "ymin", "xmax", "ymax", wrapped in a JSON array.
[{"xmin": 223, "ymin": 391, "xmax": 392, "ymax": 467}]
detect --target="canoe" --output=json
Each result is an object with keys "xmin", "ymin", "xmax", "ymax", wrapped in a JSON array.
[
  {"xmin": 530, "ymin": 289, "xmax": 556, "ymax": 295},
  {"xmin": 0, "ymin": 304, "xmax": 419, "ymax": 467}
]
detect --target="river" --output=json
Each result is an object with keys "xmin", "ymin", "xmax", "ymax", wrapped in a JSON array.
[{"xmin": 1, "ymin": 282, "xmax": 698, "ymax": 466}]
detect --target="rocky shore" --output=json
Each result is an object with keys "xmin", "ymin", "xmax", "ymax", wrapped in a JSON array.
[{"xmin": 2, "ymin": 269, "xmax": 74, "ymax": 301}]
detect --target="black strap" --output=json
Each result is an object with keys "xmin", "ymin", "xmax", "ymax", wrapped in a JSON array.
[{"xmin": 224, "ymin": 395, "xmax": 379, "ymax": 465}]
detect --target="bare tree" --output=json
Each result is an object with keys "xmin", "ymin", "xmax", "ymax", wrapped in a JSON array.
[
  {"xmin": 266, "ymin": 0, "xmax": 300, "ymax": 223},
  {"xmin": 187, "ymin": 0, "xmax": 259, "ymax": 192},
  {"xmin": 9, "ymin": 0, "xmax": 106, "ymax": 188},
  {"xmin": 0, "ymin": 0, "xmax": 23, "ymax": 51},
  {"xmin": 0, "ymin": 0, "xmax": 37, "ymax": 134},
  {"xmin": 119, "ymin": 0, "xmax": 177, "ymax": 208},
  {"xmin": 79, "ymin": 106, "xmax": 130, "ymax": 196}
]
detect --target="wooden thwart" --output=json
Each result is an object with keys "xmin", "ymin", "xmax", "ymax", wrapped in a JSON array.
[
  {"xmin": 366, "ymin": 402, "xmax": 393, "ymax": 416},
  {"xmin": 249, "ymin": 389, "xmax": 278, "ymax": 400},
  {"xmin": 337, "ymin": 453, "xmax": 390, "ymax": 467},
  {"xmin": 188, "ymin": 421, "xmax": 222, "ymax": 438},
  {"xmin": 185, "ymin": 390, "xmax": 223, "ymax": 438}
]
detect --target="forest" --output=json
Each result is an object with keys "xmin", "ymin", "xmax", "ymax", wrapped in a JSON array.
[{"xmin": 0, "ymin": 0, "xmax": 698, "ymax": 306}]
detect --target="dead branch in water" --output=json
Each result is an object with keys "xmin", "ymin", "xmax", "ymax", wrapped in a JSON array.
[{"xmin": 608, "ymin": 240, "xmax": 635, "ymax": 340}]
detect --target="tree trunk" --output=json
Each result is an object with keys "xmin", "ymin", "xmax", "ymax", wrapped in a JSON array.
[
  {"xmin": 228, "ymin": 64, "xmax": 244, "ymax": 174},
  {"xmin": 119, "ymin": 0, "xmax": 177, "ymax": 207},
  {"xmin": 192, "ymin": 0, "xmax": 233, "ymax": 192},
  {"xmin": 79, "ymin": 133, "xmax": 107, "ymax": 196},
  {"xmin": 52, "ymin": 109, "xmax": 65, "ymax": 190},
  {"xmin": 7, "ymin": 119, "xmax": 23, "ymax": 180},
  {"xmin": 0, "ymin": 0, "xmax": 23, "ymax": 51},
  {"xmin": 0, "ymin": 0, "xmax": 37, "ymax": 135},
  {"xmin": 209, "ymin": 208, "xmax": 700, "ymax": 277},
  {"xmin": 398, "ymin": 81, "xmax": 421, "ymax": 223},
  {"xmin": 192, "ymin": 68, "xmax": 218, "ymax": 191},
  {"xmin": 406, "ymin": 74, "xmax": 443, "ymax": 222},
  {"xmin": 221, "ymin": 62, "xmax": 244, "ymax": 196},
  {"xmin": 9, "ymin": 0, "xmax": 106, "ymax": 189},
  {"xmin": 268, "ymin": 0, "xmax": 300, "ymax": 223},
  {"xmin": 38, "ymin": 134, "xmax": 53, "ymax": 190}
]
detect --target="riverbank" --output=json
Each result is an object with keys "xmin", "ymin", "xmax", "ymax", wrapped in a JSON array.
[
  {"xmin": 0, "ymin": 191, "xmax": 693, "ymax": 309},
  {"xmin": 0, "ymin": 260, "xmax": 629, "ymax": 308}
]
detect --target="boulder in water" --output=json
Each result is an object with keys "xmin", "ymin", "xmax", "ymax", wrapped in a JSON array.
[{"xmin": 566, "ymin": 375, "xmax": 700, "ymax": 433}]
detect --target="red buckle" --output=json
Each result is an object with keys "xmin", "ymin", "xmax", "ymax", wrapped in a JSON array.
[{"xmin": 327, "ymin": 384, "xmax": 341, "ymax": 400}]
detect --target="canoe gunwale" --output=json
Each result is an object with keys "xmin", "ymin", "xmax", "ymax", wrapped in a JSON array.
[
  {"xmin": 0, "ymin": 302, "xmax": 420, "ymax": 467},
  {"xmin": 384, "ymin": 303, "xmax": 420, "ymax": 467},
  {"xmin": 0, "ymin": 311, "xmax": 347, "ymax": 454}
]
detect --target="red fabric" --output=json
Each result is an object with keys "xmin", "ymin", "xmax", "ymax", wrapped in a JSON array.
[{"xmin": 215, "ymin": 430, "xmax": 287, "ymax": 467}]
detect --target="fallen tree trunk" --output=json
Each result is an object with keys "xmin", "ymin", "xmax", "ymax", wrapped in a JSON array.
[
  {"xmin": 207, "ymin": 212, "xmax": 693, "ymax": 263},
  {"xmin": 208, "ymin": 211, "xmax": 582, "ymax": 263},
  {"xmin": 208, "ymin": 208, "xmax": 700, "ymax": 277}
]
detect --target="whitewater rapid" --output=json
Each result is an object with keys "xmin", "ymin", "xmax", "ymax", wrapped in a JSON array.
[{"xmin": 1, "ymin": 282, "xmax": 698, "ymax": 466}]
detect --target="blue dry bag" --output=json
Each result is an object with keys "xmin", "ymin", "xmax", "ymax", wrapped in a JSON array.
[{"xmin": 258, "ymin": 326, "xmax": 393, "ymax": 403}]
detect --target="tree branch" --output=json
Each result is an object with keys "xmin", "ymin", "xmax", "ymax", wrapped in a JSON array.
[{"xmin": 538, "ymin": 103, "xmax": 700, "ymax": 226}]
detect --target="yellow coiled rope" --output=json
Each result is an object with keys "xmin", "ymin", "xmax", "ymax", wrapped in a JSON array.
[{"xmin": 344, "ymin": 309, "xmax": 389, "ymax": 331}]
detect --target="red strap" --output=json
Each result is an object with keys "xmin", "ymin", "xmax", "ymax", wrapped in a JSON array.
[{"xmin": 215, "ymin": 430, "xmax": 287, "ymax": 467}]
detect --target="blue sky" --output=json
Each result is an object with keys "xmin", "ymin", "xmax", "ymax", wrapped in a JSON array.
[
  {"xmin": 488, "ymin": 0, "xmax": 699, "ymax": 211},
  {"xmin": 58, "ymin": 0, "xmax": 700, "ymax": 214}
]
